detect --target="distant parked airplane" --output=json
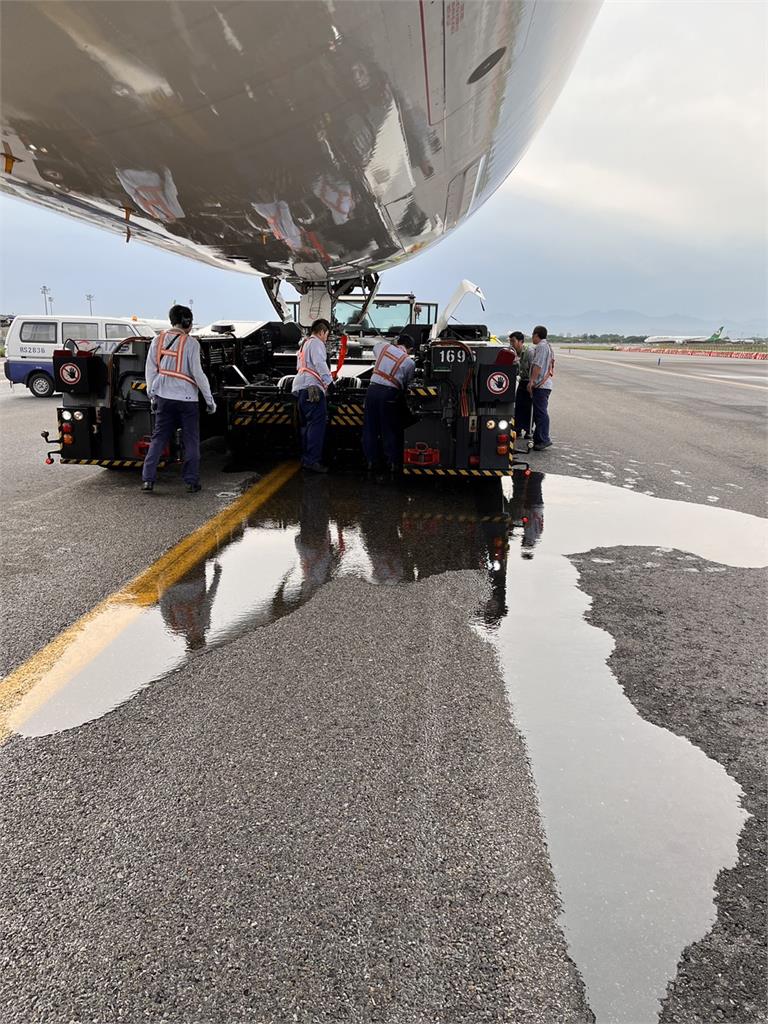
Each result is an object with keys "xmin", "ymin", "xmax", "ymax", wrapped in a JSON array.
[{"xmin": 645, "ymin": 327, "xmax": 725, "ymax": 345}]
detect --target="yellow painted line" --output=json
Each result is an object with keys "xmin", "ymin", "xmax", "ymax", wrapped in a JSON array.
[
  {"xmin": 562, "ymin": 352, "xmax": 768, "ymax": 392},
  {"xmin": 0, "ymin": 461, "xmax": 299, "ymax": 743},
  {"xmin": 3, "ymin": 603, "xmax": 145, "ymax": 737},
  {"xmin": 126, "ymin": 461, "xmax": 300, "ymax": 605}
]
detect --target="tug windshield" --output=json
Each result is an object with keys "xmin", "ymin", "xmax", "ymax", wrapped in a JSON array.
[{"xmin": 336, "ymin": 298, "xmax": 437, "ymax": 333}]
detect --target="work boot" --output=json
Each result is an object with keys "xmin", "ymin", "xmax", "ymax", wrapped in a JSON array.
[
  {"xmin": 532, "ymin": 441, "xmax": 552, "ymax": 451},
  {"xmin": 186, "ymin": 482, "xmax": 203, "ymax": 493},
  {"xmin": 141, "ymin": 481, "xmax": 154, "ymax": 493},
  {"xmin": 303, "ymin": 462, "xmax": 328, "ymax": 474}
]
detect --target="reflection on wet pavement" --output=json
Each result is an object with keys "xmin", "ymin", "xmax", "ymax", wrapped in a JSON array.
[
  {"xmin": 8, "ymin": 472, "xmax": 768, "ymax": 1024},
  {"xmin": 489, "ymin": 475, "xmax": 765, "ymax": 1022},
  {"xmin": 10, "ymin": 476, "xmax": 512, "ymax": 736}
]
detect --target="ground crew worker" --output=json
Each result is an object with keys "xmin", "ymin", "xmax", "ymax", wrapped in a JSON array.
[
  {"xmin": 362, "ymin": 333, "xmax": 416, "ymax": 473},
  {"xmin": 292, "ymin": 318, "xmax": 333, "ymax": 473},
  {"xmin": 141, "ymin": 304, "xmax": 216, "ymax": 494},
  {"xmin": 528, "ymin": 325, "xmax": 555, "ymax": 450},
  {"xmin": 509, "ymin": 331, "xmax": 534, "ymax": 438}
]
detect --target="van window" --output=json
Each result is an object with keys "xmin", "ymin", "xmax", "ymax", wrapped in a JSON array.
[
  {"xmin": 105, "ymin": 323, "xmax": 133, "ymax": 339},
  {"xmin": 63, "ymin": 322, "xmax": 99, "ymax": 341},
  {"xmin": 20, "ymin": 321, "xmax": 57, "ymax": 343}
]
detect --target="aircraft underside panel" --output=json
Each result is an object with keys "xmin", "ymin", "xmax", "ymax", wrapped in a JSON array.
[{"xmin": 0, "ymin": 0, "xmax": 599, "ymax": 283}]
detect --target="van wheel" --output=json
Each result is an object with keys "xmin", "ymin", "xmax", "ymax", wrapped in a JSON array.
[{"xmin": 28, "ymin": 372, "xmax": 55, "ymax": 398}]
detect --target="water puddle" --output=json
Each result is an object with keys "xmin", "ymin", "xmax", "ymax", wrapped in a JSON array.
[
  {"xmin": 9, "ymin": 478, "xmax": 510, "ymax": 736},
  {"xmin": 488, "ymin": 473, "xmax": 766, "ymax": 1021},
  {"xmin": 6, "ymin": 472, "xmax": 768, "ymax": 1023}
]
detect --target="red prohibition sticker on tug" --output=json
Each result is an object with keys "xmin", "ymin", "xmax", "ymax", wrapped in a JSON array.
[
  {"xmin": 487, "ymin": 371, "xmax": 510, "ymax": 396},
  {"xmin": 60, "ymin": 363, "xmax": 82, "ymax": 385}
]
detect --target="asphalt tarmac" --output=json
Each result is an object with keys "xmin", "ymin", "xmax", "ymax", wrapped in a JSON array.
[
  {"xmin": 0, "ymin": 353, "xmax": 766, "ymax": 1024},
  {"xmin": 539, "ymin": 351, "xmax": 767, "ymax": 516}
]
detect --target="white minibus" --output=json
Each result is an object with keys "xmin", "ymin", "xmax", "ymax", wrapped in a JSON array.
[{"xmin": 4, "ymin": 315, "xmax": 155, "ymax": 397}]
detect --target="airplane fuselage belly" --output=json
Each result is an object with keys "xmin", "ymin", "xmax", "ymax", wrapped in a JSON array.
[{"xmin": 0, "ymin": 0, "xmax": 600, "ymax": 283}]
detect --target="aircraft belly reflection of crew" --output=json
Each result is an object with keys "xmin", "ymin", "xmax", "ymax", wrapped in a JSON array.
[
  {"xmin": 268, "ymin": 475, "xmax": 340, "ymax": 620},
  {"xmin": 141, "ymin": 304, "xmax": 216, "ymax": 494},
  {"xmin": 291, "ymin": 318, "xmax": 333, "ymax": 474},
  {"xmin": 362, "ymin": 334, "xmax": 416, "ymax": 475},
  {"xmin": 294, "ymin": 476, "xmax": 337, "ymax": 596},
  {"xmin": 521, "ymin": 473, "xmax": 545, "ymax": 559},
  {"xmin": 160, "ymin": 561, "xmax": 222, "ymax": 652},
  {"xmin": 358, "ymin": 491, "xmax": 409, "ymax": 584}
]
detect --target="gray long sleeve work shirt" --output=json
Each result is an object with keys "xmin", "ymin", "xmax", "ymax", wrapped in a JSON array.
[
  {"xmin": 292, "ymin": 335, "xmax": 333, "ymax": 393},
  {"xmin": 145, "ymin": 330, "xmax": 214, "ymax": 406}
]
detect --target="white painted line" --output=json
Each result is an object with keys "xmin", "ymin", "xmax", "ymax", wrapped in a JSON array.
[
  {"xmin": 561, "ymin": 353, "xmax": 768, "ymax": 392},
  {"xmin": 701, "ymin": 374, "xmax": 768, "ymax": 384}
]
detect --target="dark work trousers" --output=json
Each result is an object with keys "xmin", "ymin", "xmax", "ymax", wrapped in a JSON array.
[
  {"xmin": 531, "ymin": 387, "xmax": 552, "ymax": 445},
  {"xmin": 296, "ymin": 388, "xmax": 327, "ymax": 466},
  {"xmin": 362, "ymin": 382, "xmax": 403, "ymax": 467},
  {"xmin": 514, "ymin": 380, "xmax": 532, "ymax": 437},
  {"xmin": 142, "ymin": 396, "xmax": 200, "ymax": 485}
]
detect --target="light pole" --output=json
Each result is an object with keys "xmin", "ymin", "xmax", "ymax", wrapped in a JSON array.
[
  {"xmin": 48, "ymin": 296, "xmax": 54, "ymax": 314},
  {"xmin": 86, "ymin": 293, "xmax": 95, "ymax": 315},
  {"xmin": 41, "ymin": 285, "xmax": 50, "ymax": 314}
]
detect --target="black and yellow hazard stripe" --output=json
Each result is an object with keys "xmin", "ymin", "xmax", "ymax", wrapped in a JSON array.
[
  {"xmin": 232, "ymin": 413, "xmax": 293, "ymax": 427},
  {"xmin": 330, "ymin": 413, "xmax": 364, "ymax": 427},
  {"xmin": 255, "ymin": 414, "xmax": 293, "ymax": 425},
  {"xmin": 410, "ymin": 386, "xmax": 439, "ymax": 397},
  {"xmin": 234, "ymin": 399, "xmax": 292, "ymax": 414},
  {"xmin": 60, "ymin": 458, "xmax": 162, "ymax": 468},
  {"xmin": 403, "ymin": 467, "xmax": 512, "ymax": 477},
  {"xmin": 130, "ymin": 381, "xmax": 147, "ymax": 391},
  {"xmin": 403, "ymin": 511, "xmax": 509, "ymax": 523}
]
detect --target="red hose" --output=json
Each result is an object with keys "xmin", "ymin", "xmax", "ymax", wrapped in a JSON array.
[{"xmin": 332, "ymin": 333, "xmax": 348, "ymax": 380}]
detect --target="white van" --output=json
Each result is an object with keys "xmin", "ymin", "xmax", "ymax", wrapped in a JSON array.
[{"xmin": 4, "ymin": 315, "xmax": 156, "ymax": 397}]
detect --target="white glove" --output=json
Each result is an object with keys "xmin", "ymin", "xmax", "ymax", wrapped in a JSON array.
[{"xmin": 206, "ymin": 401, "xmax": 217, "ymax": 415}]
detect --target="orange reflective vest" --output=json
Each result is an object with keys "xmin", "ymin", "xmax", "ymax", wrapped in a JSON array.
[
  {"xmin": 297, "ymin": 339, "xmax": 328, "ymax": 390},
  {"xmin": 155, "ymin": 329, "xmax": 196, "ymax": 386},
  {"xmin": 372, "ymin": 343, "xmax": 409, "ymax": 388}
]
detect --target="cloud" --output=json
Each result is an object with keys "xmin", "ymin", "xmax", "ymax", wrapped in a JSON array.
[
  {"xmin": 504, "ymin": 0, "xmax": 767, "ymax": 243},
  {"xmin": 511, "ymin": 159, "xmax": 692, "ymax": 233}
]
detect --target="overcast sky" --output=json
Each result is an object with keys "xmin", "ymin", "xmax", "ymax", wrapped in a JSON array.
[{"xmin": 1, "ymin": 0, "xmax": 765, "ymax": 333}]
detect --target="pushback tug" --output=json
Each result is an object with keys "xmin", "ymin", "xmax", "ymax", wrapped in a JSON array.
[{"xmin": 42, "ymin": 281, "xmax": 529, "ymax": 481}]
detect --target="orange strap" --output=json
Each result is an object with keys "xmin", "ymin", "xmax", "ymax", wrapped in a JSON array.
[
  {"xmin": 156, "ymin": 329, "xmax": 196, "ymax": 386},
  {"xmin": 297, "ymin": 339, "xmax": 327, "ymax": 389},
  {"xmin": 372, "ymin": 344, "xmax": 408, "ymax": 388},
  {"xmin": 332, "ymin": 333, "xmax": 348, "ymax": 381}
]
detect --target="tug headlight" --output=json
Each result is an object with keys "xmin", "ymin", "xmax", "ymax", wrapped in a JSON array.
[
  {"xmin": 61, "ymin": 410, "xmax": 72, "ymax": 421},
  {"xmin": 498, "ymin": 419, "xmax": 509, "ymax": 431},
  {"xmin": 73, "ymin": 411, "xmax": 84, "ymax": 421}
]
